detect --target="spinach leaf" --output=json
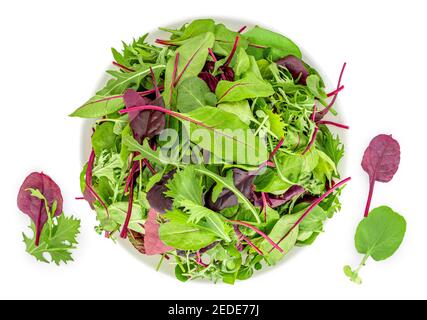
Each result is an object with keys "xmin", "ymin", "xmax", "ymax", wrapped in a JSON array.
[
  {"xmin": 108, "ymin": 202, "xmax": 145, "ymax": 234},
  {"xmin": 345, "ymin": 206, "xmax": 406, "ymax": 284},
  {"xmin": 217, "ymin": 100, "xmax": 256, "ymax": 125},
  {"xmin": 216, "ymin": 73, "xmax": 274, "ymax": 103},
  {"xmin": 245, "ymin": 26, "xmax": 302, "ymax": 61},
  {"xmin": 159, "ymin": 210, "xmax": 218, "ymax": 250},
  {"xmin": 163, "ymin": 32, "xmax": 215, "ymax": 105},
  {"xmin": 70, "ymin": 95, "xmax": 124, "ymax": 118},
  {"xmin": 176, "ymin": 77, "xmax": 217, "ymax": 113}
]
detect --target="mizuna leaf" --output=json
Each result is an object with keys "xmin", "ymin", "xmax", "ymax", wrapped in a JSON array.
[{"xmin": 361, "ymin": 134, "xmax": 400, "ymax": 217}]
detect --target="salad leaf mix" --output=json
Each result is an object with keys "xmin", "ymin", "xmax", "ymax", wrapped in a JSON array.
[{"xmin": 71, "ymin": 19, "xmax": 350, "ymax": 283}]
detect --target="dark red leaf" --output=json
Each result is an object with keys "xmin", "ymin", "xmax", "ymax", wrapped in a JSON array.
[
  {"xmin": 144, "ymin": 208, "xmax": 173, "ymax": 255},
  {"xmin": 256, "ymin": 185, "xmax": 305, "ymax": 208},
  {"xmin": 276, "ymin": 55, "xmax": 309, "ymax": 85},
  {"xmin": 123, "ymin": 89, "xmax": 165, "ymax": 143},
  {"xmin": 207, "ymin": 169, "xmax": 256, "ymax": 211},
  {"xmin": 362, "ymin": 134, "xmax": 400, "ymax": 217},
  {"xmin": 221, "ymin": 66, "xmax": 235, "ymax": 81},
  {"xmin": 198, "ymin": 71, "xmax": 219, "ymax": 92},
  {"xmin": 146, "ymin": 170, "xmax": 176, "ymax": 213},
  {"xmin": 17, "ymin": 172, "xmax": 63, "ymax": 246}
]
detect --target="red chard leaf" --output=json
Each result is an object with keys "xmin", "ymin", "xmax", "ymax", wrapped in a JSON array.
[
  {"xmin": 276, "ymin": 55, "xmax": 309, "ymax": 85},
  {"xmin": 17, "ymin": 172, "xmax": 63, "ymax": 246},
  {"xmin": 199, "ymin": 71, "xmax": 219, "ymax": 92},
  {"xmin": 362, "ymin": 134, "xmax": 401, "ymax": 217},
  {"xmin": 207, "ymin": 169, "xmax": 256, "ymax": 211},
  {"xmin": 146, "ymin": 170, "xmax": 176, "ymax": 213},
  {"xmin": 144, "ymin": 208, "xmax": 173, "ymax": 255},
  {"xmin": 124, "ymin": 89, "xmax": 166, "ymax": 143}
]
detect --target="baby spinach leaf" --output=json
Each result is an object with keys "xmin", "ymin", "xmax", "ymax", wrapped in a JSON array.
[
  {"xmin": 176, "ymin": 77, "xmax": 217, "ymax": 113},
  {"xmin": 108, "ymin": 202, "xmax": 145, "ymax": 234},
  {"xmin": 159, "ymin": 210, "xmax": 218, "ymax": 251},
  {"xmin": 213, "ymin": 24, "xmax": 248, "ymax": 57},
  {"xmin": 69, "ymin": 95, "xmax": 124, "ymax": 118},
  {"xmin": 260, "ymin": 213, "xmax": 300, "ymax": 265},
  {"xmin": 181, "ymin": 106, "xmax": 269, "ymax": 165},
  {"xmin": 178, "ymin": 199, "xmax": 232, "ymax": 242},
  {"xmin": 355, "ymin": 206, "xmax": 406, "ymax": 261},
  {"xmin": 345, "ymin": 206, "xmax": 406, "ymax": 284},
  {"xmin": 91, "ymin": 122, "xmax": 118, "ymax": 156},
  {"xmin": 234, "ymin": 48, "xmax": 250, "ymax": 77},
  {"xmin": 216, "ymin": 73, "xmax": 274, "ymax": 103},
  {"xmin": 163, "ymin": 32, "xmax": 215, "ymax": 105},
  {"xmin": 160, "ymin": 19, "xmax": 215, "ymax": 45},
  {"xmin": 217, "ymin": 100, "xmax": 256, "ymax": 126},
  {"xmin": 245, "ymin": 26, "xmax": 302, "ymax": 61}
]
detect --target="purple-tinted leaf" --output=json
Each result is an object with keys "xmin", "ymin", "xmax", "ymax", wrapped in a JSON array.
[
  {"xmin": 146, "ymin": 170, "xmax": 176, "ymax": 213},
  {"xmin": 203, "ymin": 61, "xmax": 215, "ymax": 73},
  {"xmin": 276, "ymin": 55, "xmax": 309, "ymax": 85},
  {"xmin": 123, "ymin": 89, "xmax": 165, "ymax": 143},
  {"xmin": 199, "ymin": 71, "xmax": 219, "ymax": 92},
  {"xmin": 144, "ymin": 208, "xmax": 173, "ymax": 255},
  {"xmin": 221, "ymin": 66, "xmax": 235, "ymax": 81},
  {"xmin": 259, "ymin": 185, "xmax": 305, "ymax": 208},
  {"xmin": 17, "ymin": 172, "xmax": 63, "ymax": 246},
  {"xmin": 128, "ymin": 229, "xmax": 145, "ymax": 254},
  {"xmin": 207, "ymin": 169, "xmax": 256, "ymax": 211},
  {"xmin": 362, "ymin": 134, "xmax": 400, "ymax": 217}
]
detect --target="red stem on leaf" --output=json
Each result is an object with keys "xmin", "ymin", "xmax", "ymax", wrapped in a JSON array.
[
  {"xmin": 302, "ymin": 127, "xmax": 319, "ymax": 155},
  {"xmin": 150, "ymin": 67, "xmax": 161, "ymax": 98},
  {"xmin": 224, "ymin": 36, "xmax": 240, "ymax": 67},
  {"xmin": 261, "ymin": 192, "xmax": 268, "ymax": 222},
  {"xmin": 168, "ymin": 53, "xmax": 180, "ymax": 105},
  {"xmin": 228, "ymin": 220, "xmax": 283, "ymax": 253},
  {"xmin": 318, "ymin": 120, "xmax": 350, "ymax": 130},
  {"xmin": 155, "ymin": 39, "xmax": 176, "ymax": 46},
  {"xmin": 269, "ymin": 138, "xmax": 285, "ymax": 161},
  {"xmin": 86, "ymin": 150, "xmax": 109, "ymax": 216},
  {"xmin": 120, "ymin": 177, "xmax": 135, "ymax": 239},
  {"xmin": 327, "ymin": 85, "xmax": 345, "ymax": 97},
  {"xmin": 143, "ymin": 159, "xmax": 156, "ymax": 175},
  {"xmin": 75, "ymin": 197, "xmax": 85, "ymax": 200},
  {"xmin": 364, "ymin": 178, "xmax": 375, "ymax": 218},
  {"xmin": 234, "ymin": 225, "xmax": 264, "ymax": 256},
  {"xmin": 317, "ymin": 63, "xmax": 347, "ymax": 119},
  {"xmin": 238, "ymin": 26, "xmax": 247, "ymax": 34},
  {"xmin": 272, "ymin": 177, "xmax": 351, "ymax": 251},
  {"xmin": 112, "ymin": 61, "xmax": 135, "ymax": 72},
  {"xmin": 208, "ymin": 48, "xmax": 217, "ymax": 62}
]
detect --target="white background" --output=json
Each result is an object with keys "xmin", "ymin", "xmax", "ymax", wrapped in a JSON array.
[{"xmin": 1, "ymin": 0, "xmax": 426, "ymax": 300}]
